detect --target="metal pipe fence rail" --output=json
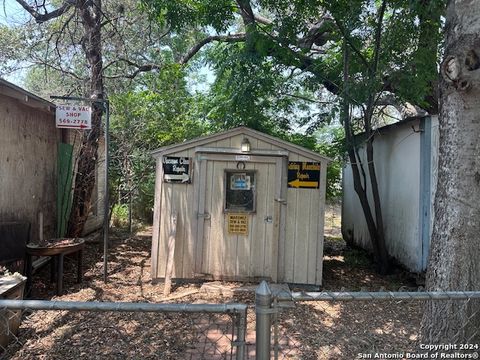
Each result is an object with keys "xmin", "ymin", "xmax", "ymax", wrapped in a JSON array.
[
  {"xmin": 2, "ymin": 284, "xmax": 480, "ymax": 360},
  {"xmin": 254, "ymin": 282, "xmax": 480, "ymax": 360},
  {"xmin": 0, "ymin": 299, "xmax": 247, "ymax": 360}
]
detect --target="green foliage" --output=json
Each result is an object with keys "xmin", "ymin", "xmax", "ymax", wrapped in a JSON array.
[
  {"xmin": 144, "ymin": 0, "xmax": 444, "ymax": 135},
  {"xmin": 111, "ymin": 204, "xmax": 130, "ymax": 228},
  {"xmin": 9, "ymin": 0, "xmax": 445, "ymax": 221},
  {"xmin": 202, "ymin": 41, "xmax": 332, "ymax": 132},
  {"xmin": 321, "ymin": 0, "xmax": 444, "ymax": 110},
  {"xmin": 0, "ymin": 24, "xmax": 31, "ymax": 76},
  {"xmin": 203, "ymin": 44, "xmax": 288, "ymax": 133},
  {"xmin": 143, "ymin": 0, "xmax": 236, "ymax": 31},
  {"xmin": 109, "ymin": 67, "xmax": 207, "ymax": 222},
  {"xmin": 25, "ymin": 67, "xmax": 82, "ymax": 99},
  {"xmin": 8, "ymin": 0, "xmax": 213, "ymax": 225},
  {"xmin": 315, "ymin": 125, "xmax": 345, "ymax": 199}
]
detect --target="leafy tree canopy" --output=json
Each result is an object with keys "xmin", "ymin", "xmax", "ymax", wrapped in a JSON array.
[
  {"xmin": 144, "ymin": 0, "xmax": 444, "ymax": 117},
  {"xmin": 109, "ymin": 65, "xmax": 206, "ymax": 220}
]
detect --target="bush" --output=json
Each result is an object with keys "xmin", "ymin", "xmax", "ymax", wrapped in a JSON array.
[{"xmin": 111, "ymin": 204, "xmax": 130, "ymax": 228}]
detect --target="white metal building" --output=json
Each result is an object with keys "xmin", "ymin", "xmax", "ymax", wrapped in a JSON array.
[
  {"xmin": 342, "ymin": 116, "xmax": 439, "ymax": 272},
  {"xmin": 151, "ymin": 127, "xmax": 330, "ymax": 285}
]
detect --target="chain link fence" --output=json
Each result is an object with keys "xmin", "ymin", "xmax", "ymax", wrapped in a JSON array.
[
  {"xmin": 263, "ymin": 287, "xmax": 480, "ymax": 360},
  {"xmin": 2, "ymin": 285, "xmax": 480, "ymax": 360},
  {"xmin": 0, "ymin": 299, "xmax": 247, "ymax": 360}
]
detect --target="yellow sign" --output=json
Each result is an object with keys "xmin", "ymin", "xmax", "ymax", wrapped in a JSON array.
[
  {"xmin": 287, "ymin": 179, "xmax": 319, "ymax": 188},
  {"xmin": 227, "ymin": 214, "xmax": 249, "ymax": 235}
]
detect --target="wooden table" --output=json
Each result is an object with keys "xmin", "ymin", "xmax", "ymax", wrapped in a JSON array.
[{"xmin": 26, "ymin": 239, "xmax": 85, "ymax": 296}]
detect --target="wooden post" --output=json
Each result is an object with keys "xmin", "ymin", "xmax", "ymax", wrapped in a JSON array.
[
  {"xmin": 38, "ymin": 212, "xmax": 43, "ymax": 242},
  {"xmin": 163, "ymin": 212, "xmax": 178, "ymax": 296}
]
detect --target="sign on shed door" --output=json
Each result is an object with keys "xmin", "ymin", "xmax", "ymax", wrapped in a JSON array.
[{"xmin": 195, "ymin": 156, "xmax": 283, "ymax": 281}]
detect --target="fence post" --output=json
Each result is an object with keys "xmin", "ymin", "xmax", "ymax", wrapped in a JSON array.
[
  {"xmin": 256, "ymin": 281, "xmax": 272, "ymax": 360},
  {"xmin": 235, "ymin": 308, "xmax": 247, "ymax": 360}
]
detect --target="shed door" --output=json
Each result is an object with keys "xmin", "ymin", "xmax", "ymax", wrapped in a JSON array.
[{"xmin": 194, "ymin": 154, "xmax": 285, "ymax": 281}]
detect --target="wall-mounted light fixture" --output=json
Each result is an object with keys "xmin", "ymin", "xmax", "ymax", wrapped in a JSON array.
[{"xmin": 241, "ymin": 138, "xmax": 251, "ymax": 152}]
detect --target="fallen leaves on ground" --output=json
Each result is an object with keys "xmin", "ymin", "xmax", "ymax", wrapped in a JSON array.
[{"xmin": 2, "ymin": 228, "xmax": 423, "ymax": 359}]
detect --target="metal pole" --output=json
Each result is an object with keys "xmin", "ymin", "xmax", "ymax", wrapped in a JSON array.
[
  {"xmin": 51, "ymin": 95, "xmax": 94, "ymax": 102},
  {"xmin": 235, "ymin": 308, "xmax": 247, "ymax": 360},
  {"xmin": 50, "ymin": 95, "xmax": 110, "ymax": 283},
  {"xmin": 103, "ymin": 100, "xmax": 110, "ymax": 283},
  {"xmin": 128, "ymin": 190, "xmax": 133, "ymax": 234},
  {"xmin": 255, "ymin": 281, "xmax": 272, "ymax": 360},
  {"xmin": 0, "ymin": 299, "xmax": 248, "ymax": 313}
]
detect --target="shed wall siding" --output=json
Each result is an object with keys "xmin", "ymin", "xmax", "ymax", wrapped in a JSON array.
[
  {"xmin": 198, "ymin": 155, "xmax": 278, "ymax": 279},
  {"xmin": 0, "ymin": 96, "xmax": 59, "ymax": 242},
  {"xmin": 342, "ymin": 119, "xmax": 439, "ymax": 272},
  {"xmin": 155, "ymin": 148, "xmax": 196, "ymax": 278},
  {"xmin": 283, "ymin": 154, "xmax": 323, "ymax": 284},
  {"xmin": 153, "ymin": 131, "xmax": 327, "ymax": 285}
]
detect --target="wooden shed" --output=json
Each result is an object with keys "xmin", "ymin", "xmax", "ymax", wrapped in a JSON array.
[{"xmin": 151, "ymin": 127, "xmax": 330, "ymax": 285}]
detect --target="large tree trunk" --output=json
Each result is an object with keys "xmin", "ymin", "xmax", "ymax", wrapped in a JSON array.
[
  {"xmin": 420, "ymin": 0, "xmax": 480, "ymax": 343},
  {"xmin": 66, "ymin": 0, "xmax": 105, "ymax": 237}
]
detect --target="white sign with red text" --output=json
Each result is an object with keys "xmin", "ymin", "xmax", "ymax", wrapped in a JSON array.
[{"xmin": 56, "ymin": 105, "xmax": 92, "ymax": 129}]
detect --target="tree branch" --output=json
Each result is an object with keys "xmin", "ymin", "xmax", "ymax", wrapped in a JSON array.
[
  {"xmin": 371, "ymin": 0, "xmax": 387, "ymax": 76},
  {"xmin": 179, "ymin": 33, "xmax": 246, "ymax": 64},
  {"xmin": 236, "ymin": 0, "xmax": 256, "ymax": 26},
  {"xmin": 250, "ymin": 13, "xmax": 272, "ymax": 25},
  {"xmin": 104, "ymin": 58, "xmax": 162, "ymax": 79},
  {"xmin": 53, "ymin": 11, "xmax": 76, "ymax": 60},
  {"xmin": 32, "ymin": 57, "xmax": 85, "ymax": 80},
  {"xmin": 365, "ymin": 0, "xmax": 388, "ymax": 132},
  {"xmin": 279, "ymin": 91, "xmax": 334, "ymax": 104},
  {"xmin": 15, "ymin": 0, "xmax": 73, "ymax": 23},
  {"xmin": 333, "ymin": 17, "xmax": 370, "ymax": 70},
  {"xmin": 298, "ymin": 17, "xmax": 334, "ymax": 50}
]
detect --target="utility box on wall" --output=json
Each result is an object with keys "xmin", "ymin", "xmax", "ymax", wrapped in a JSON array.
[{"xmin": 151, "ymin": 127, "xmax": 330, "ymax": 285}]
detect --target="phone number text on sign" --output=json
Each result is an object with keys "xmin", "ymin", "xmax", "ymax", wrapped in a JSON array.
[{"xmin": 56, "ymin": 105, "xmax": 92, "ymax": 129}]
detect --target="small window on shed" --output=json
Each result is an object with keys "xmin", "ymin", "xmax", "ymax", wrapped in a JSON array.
[{"xmin": 225, "ymin": 170, "xmax": 256, "ymax": 213}]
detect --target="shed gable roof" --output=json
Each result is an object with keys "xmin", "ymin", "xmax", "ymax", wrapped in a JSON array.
[{"xmin": 152, "ymin": 126, "xmax": 331, "ymax": 162}]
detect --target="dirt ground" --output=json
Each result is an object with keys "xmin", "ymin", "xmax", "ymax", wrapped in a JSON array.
[{"xmin": 2, "ymin": 205, "xmax": 424, "ymax": 359}]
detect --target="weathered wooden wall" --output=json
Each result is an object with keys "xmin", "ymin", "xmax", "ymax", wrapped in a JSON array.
[
  {"xmin": 152, "ymin": 130, "xmax": 328, "ymax": 285},
  {"xmin": 153, "ymin": 147, "xmax": 196, "ymax": 279},
  {"xmin": 0, "ymin": 95, "xmax": 59, "ymax": 242},
  {"xmin": 284, "ymin": 153, "xmax": 327, "ymax": 284}
]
